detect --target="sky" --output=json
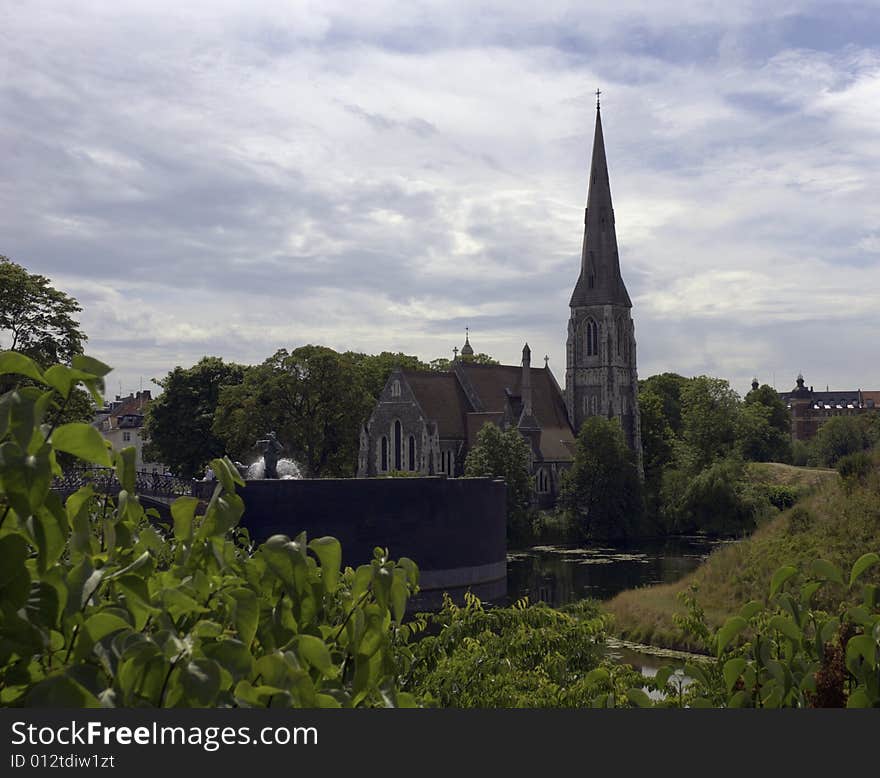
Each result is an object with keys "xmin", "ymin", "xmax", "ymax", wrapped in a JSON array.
[{"xmin": 2, "ymin": 0, "xmax": 879, "ymax": 399}]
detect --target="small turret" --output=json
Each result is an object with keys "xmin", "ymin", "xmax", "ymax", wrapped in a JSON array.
[
  {"xmin": 460, "ymin": 327, "xmax": 474, "ymax": 362},
  {"xmin": 518, "ymin": 343, "xmax": 540, "ymax": 432}
]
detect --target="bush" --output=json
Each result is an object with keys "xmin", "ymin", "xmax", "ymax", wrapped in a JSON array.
[
  {"xmin": 0, "ymin": 352, "xmax": 419, "ymax": 708},
  {"xmin": 837, "ymin": 451, "xmax": 873, "ymax": 484},
  {"xmin": 766, "ymin": 484, "xmax": 799, "ymax": 511},
  {"xmin": 786, "ymin": 506, "xmax": 814, "ymax": 535}
]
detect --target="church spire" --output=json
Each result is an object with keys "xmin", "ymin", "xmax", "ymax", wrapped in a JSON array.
[{"xmin": 569, "ymin": 101, "xmax": 632, "ymax": 308}]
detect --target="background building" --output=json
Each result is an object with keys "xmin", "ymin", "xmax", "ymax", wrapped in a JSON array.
[{"xmin": 94, "ymin": 390, "xmax": 166, "ymax": 472}]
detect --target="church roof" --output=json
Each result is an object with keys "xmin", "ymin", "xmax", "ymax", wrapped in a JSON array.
[
  {"xmin": 569, "ymin": 104, "xmax": 633, "ymax": 308},
  {"xmin": 401, "ymin": 371, "xmax": 470, "ymax": 439}
]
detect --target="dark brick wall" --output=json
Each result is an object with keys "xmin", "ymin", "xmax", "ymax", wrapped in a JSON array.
[{"xmin": 227, "ymin": 476, "xmax": 507, "ymax": 573}]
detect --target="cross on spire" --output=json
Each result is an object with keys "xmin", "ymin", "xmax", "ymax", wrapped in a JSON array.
[{"xmin": 595, "ymin": 88, "xmax": 601, "ymax": 109}]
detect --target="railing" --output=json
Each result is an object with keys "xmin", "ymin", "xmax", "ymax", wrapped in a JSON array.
[{"xmin": 53, "ymin": 467, "xmax": 199, "ymax": 500}]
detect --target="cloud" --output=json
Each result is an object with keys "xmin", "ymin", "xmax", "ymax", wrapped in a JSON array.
[{"xmin": 1, "ymin": 1, "xmax": 878, "ymax": 399}]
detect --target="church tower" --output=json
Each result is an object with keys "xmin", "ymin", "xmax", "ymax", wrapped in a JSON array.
[{"xmin": 566, "ymin": 97, "xmax": 642, "ymax": 468}]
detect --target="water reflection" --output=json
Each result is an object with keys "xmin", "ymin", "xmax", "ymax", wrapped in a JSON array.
[{"xmin": 502, "ymin": 536, "xmax": 723, "ymax": 607}]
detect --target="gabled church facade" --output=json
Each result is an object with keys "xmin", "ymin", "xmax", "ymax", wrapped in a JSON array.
[{"xmin": 357, "ymin": 100, "xmax": 642, "ymax": 499}]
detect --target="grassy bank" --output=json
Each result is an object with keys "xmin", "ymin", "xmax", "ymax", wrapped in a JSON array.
[{"xmin": 606, "ymin": 461, "xmax": 880, "ymax": 651}]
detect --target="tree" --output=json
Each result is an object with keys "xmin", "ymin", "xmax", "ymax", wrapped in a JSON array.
[
  {"xmin": 143, "ymin": 357, "xmax": 248, "ymax": 479},
  {"xmin": 639, "ymin": 373, "xmax": 690, "ymax": 436},
  {"xmin": 344, "ymin": 351, "xmax": 430, "ymax": 400},
  {"xmin": 0, "ymin": 256, "xmax": 86, "ymax": 367},
  {"xmin": 680, "ymin": 376, "xmax": 740, "ymax": 470},
  {"xmin": 213, "ymin": 345, "xmax": 372, "ymax": 477},
  {"xmin": 430, "ymin": 353, "xmax": 499, "ymax": 372},
  {"xmin": 464, "ymin": 422, "xmax": 533, "ymax": 539},
  {"xmin": 739, "ymin": 383, "xmax": 791, "ymax": 462},
  {"xmin": 735, "ymin": 402, "xmax": 792, "ymax": 463},
  {"xmin": 812, "ymin": 416, "xmax": 870, "ymax": 467},
  {"xmin": 673, "ymin": 457, "xmax": 760, "ymax": 536},
  {"xmin": 560, "ymin": 416, "xmax": 643, "ymax": 541},
  {"xmin": 638, "ymin": 389, "xmax": 675, "ymax": 528}
]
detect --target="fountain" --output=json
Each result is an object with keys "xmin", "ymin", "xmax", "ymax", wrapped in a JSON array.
[{"xmin": 245, "ymin": 456, "xmax": 303, "ymax": 480}]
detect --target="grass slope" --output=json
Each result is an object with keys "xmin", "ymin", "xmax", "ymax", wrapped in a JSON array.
[{"xmin": 606, "ymin": 464, "xmax": 880, "ymax": 652}]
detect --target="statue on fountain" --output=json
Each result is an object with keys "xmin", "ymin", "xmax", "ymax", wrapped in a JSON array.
[{"xmin": 256, "ymin": 430, "xmax": 284, "ymax": 479}]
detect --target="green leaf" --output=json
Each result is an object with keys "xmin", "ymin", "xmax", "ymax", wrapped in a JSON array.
[
  {"xmin": 162, "ymin": 588, "xmax": 208, "ymax": 622},
  {"xmin": 71, "ymin": 354, "xmax": 113, "ymax": 378},
  {"xmin": 689, "ymin": 697, "xmax": 713, "ymax": 708},
  {"xmin": 684, "ymin": 663, "xmax": 709, "ymax": 688},
  {"xmin": 739, "ymin": 600, "xmax": 763, "ymax": 620},
  {"xmin": 203, "ymin": 639, "xmax": 254, "ymax": 682},
  {"xmin": 770, "ymin": 565, "xmax": 797, "ymax": 599},
  {"xmin": 390, "ymin": 568, "xmax": 408, "ymax": 623},
  {"xmin": 845, "ymin": 635, "xmax": 877, "ymax": 678},
  {"xmin": 716, "ymin": 616, "xmax": 748, "ymax": 657},
  {"xmin": 846, "ymin": 688, "xmax": 872, "ymax": 708},
  {"xmin": 653, "ymin": 666, "xmax": 674, "ymax": 689},
  {"xmin": 810, "ymin": 559, "xmax": 844, "ymax": 586},
  {"xmin": 226, "ymin": 588, "xmax": 259, "ymax": 645},
  {"xmin": 298, "ymin": 635, "xmax": 333, "ymax": 674},
  {"xmin": 26, "ymin": 674, "xmax": 101, "ymax": 708},
  {"xmin": 309, "ymin": 536, "xmax": 342, "ymax": 594},
  {"xmin": 849, "ymin": 553, "xmax": 880, "ymax": 589},
  {"xmin": 115, "ymin": 575, "xmax": 157, "ymax": 631},
  {"xmin": 723, "ymin": 657, "xmax": 748, "ymax": 693},
  {"xmin": 84, "ymin": 612, "xmax": 132, "ymax": 643},
  {"xmin": 179, "ymin": 659, "xmax": 222, "ymax": 707},
  {"xmin": 115, "ymin": 446, "xmax": 136, "ymax": 493},
  {"xmin": 768, "ymin": 615, "xmax": 802, "ymax": 643},
  {"xmin": 0, "ymin": 351, "xmax": 44, "ymax": 383},
  {"xmin": 626, "ymin": 688, "xmax": 653, "ymax": 707},
  {"xmin": 51, "ymin": 423, "xmax": 112, "ymax": 467},
  {"xmin": 171, "ymin": 497, "xmax": 199, "ymax": 543}
]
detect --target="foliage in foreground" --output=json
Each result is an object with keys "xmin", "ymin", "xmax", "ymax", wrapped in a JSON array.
[
  {"xmin": 0, "ymin": 352, "xmax": 419, "ymax": 707},
  {"xmin": 404, "ymin": 593, "xmax": 640, "ymax": 708},
  {"xmin": 629, "ymin": 554, "xmax": 880, "ymax": 708}
]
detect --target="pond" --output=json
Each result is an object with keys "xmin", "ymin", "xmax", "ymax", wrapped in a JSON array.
[{"xmin": 501, "ymin": 536, "xmax": 724, "ymax": 607}]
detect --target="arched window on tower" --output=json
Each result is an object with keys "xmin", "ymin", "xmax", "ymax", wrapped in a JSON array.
[
  {"xmin": 585, "ymin": 318, "xmax": 598, "ymax": 357},
  {"xmin": 408, "ymin": 435, "xmax": 416, "ymax": 471},
  {"xmin": 380, "ymin": 437, "xmax": 388, "ymax": 472},
  {"xmin": 394, "ymin": 421, "xmax": 402, "ymax": 470}
]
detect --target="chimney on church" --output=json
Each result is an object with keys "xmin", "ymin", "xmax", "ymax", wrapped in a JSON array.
[{"xmin": 518, "ymin": 343, "xmax": 540, "ymax": 433}]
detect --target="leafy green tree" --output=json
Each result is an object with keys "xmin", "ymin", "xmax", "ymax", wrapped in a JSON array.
[
  {"xmin": 143, "ymin": 357, "xmax": 248, "ymax": 479},
  {"xmin": 344, "ymin": 351, "xmax": 430, "ymax": 400},
  {"xmin": 672, "ymin": 457, "xmax": 761, "ymax": 536},
  {"xmin": 735, "ymin": 402, "xmax": 791, "ymax": 463},
  {"xmin": 464, "ymin": 422, "xmax": 533, "ymax": 539},
  {"xmin": 560, "ymin": 416, "xmax": 643, "ymax": 541},
  {"xmin": 812, "ymin": 416, "xmax": 871, "ymax": 467},
  {"xmin": 638, "ymin": 389, "xmax": 675, "ymax": 528},
  {"xmin": 430, "ymin": 352, "xmax": 499, "ymax": 372},
  {"xmin": 738, "ymin": 383, "xmax": 791, "ymax": 462},
  {"xmin": 681, "ymin": 376, "xmax": 741, "ymax": 470},
  {"xmin": 639, "ymin": 373, "xmax": 690, "ymax": 436},
  {"xmin": 213, "ymin": 345, "xmax": 372, "ymax": 477},
  {"xmin": 0, "ymin": 256, "xmax": 86, "ymax": 368}
]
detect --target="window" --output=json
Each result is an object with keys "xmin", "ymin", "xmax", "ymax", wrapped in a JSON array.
[
  {"xmin": 391, "ymin": 380, "xmax": 401, "ymax": 398},
  {"xmin": 408, "ymin": 435, "xmax": 416, "ymax": 471},
  {"xmin": 588, "ymin": 273, "xmax": 594, "ymax": 289},
  {"xmin": 123, "ymin": 431, "xmax": 131, "ymax": 442},
  {"xmin": 536, "ymin": 468, "xmax": 550, "ymax": 493},
  {"xmin": 394, "ymin": 420, "xmax": 402, "ymax": 470},
  {"xmin": 617, "ymin": 318, "xmax": 622, "ymax": 356},
  {"xmin": 381, "ymin": 437, "xmax": 388, "ymax": 471},
  {"xmin": 585, "ymin": 318, "xmax": 598, "ymax": 357}
]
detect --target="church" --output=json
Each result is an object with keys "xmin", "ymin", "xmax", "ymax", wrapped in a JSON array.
[{"xmin": 357, "ymin": 100, "xmax": 643, "ymax": 501}]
